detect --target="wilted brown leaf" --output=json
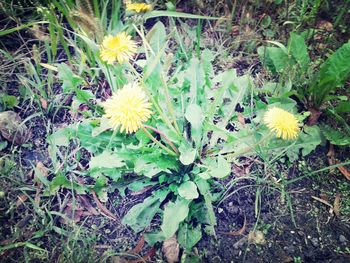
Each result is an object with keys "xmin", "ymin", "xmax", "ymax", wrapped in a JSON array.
[
  {"xmin": 0, "ymin": 111, "xmax": 31, "ymax": 145},
  {"xmin": 327, "ymin": 144, "xmax": 335, "ymax": 172},
  {"xmin": 307, "ymin": 108, "xmax": 322, "ymax": 126},
  {"xmin": 39, "ymin": 97, "xmax": 48, "ymax": 110},
  {"xmin": 130, "ymin": 235, "xmax": 145, "ymax": 254},
  {"xmin": 130, "ymin": 186, "xmax": 153, "ymax": 196},
  {"xmin": 91, "ymin": 190, "xmax": 118, "ymax": 221},
  {"xmin": 337, "ymin": 163, "xmax": 350, "ymax": 180},
  {"xmin": 162, "ymin": 236, "xmax": 179, "ymax": 263},
  {"xmin": 15, "ymin": 194, "xmax": 28, "ymax": 207},
  {"xmin": 220, "ymin": 216, "xmax": 247, "ymax": 236},
  {"xmin": 237, "ymin": 113, "xmax": 245, "ymax": 126},
  {"xmin": 333, "ymin": 194, "xmax": 341, "ymax": 217},
  {"xmin": 311, "ymin": 195, "xmax": 333, "ymax": 208},
  {"xmin": 77, "ymin": 195, "xmax": 99, "ymax": 216},
  {"xmin": 248, "ymin": 230, "xmax": 266, "ymax": 245},
  {"xmin": 35, "ymin": 161, "xmax": 49, "ymax": 178},
  {"xmin": 316, "ymin": 20, "xmax": 333, "ymax": 31},
  {"xmin": 111, "ymin": 256, "xmax": 129, "ymax": 263},
  {"xmin": 60, "ymin": 201, "xmax": 85, "ymax": 224}
]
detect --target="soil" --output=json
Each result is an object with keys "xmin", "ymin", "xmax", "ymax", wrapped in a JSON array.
[{"xmin": 1, "ymin": 1, "xmax": 350, "ymax": 263}]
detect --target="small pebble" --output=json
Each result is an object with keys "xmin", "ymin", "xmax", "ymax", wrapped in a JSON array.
[
  {"xmin": 290, "ymin": 230, "xmax": 295, "ymax": 234},
  {"xmin": 218, "ymin": 208, "xmax": 223, "ymax": 213},
  {"xmin": 311, "ymin": 238, "xmax": 319, "ymax": 247},
  {"xmin": 339, "ymin": 235, "xmax": 347, "ymax": 243},
  {"xmin": 284, "ymin": 245, "xmax": 295, "ymax": 253}
]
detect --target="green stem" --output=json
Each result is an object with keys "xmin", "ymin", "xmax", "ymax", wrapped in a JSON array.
[
  {"xmin": 126, "ymin": 62, "xmax": 181, "ymax": 138},
  {"xmin": 223, "ymin": 132, "xmax": 274, "ymax": 160},
  {"xmin": 141, "ymin": 126, "xmax": 177, "ymax": 156},
  {"xmin": 143, "ymin": 125, "xmax": 179, "ymax": 155},
  {"xmin": 160, "ymin": 74, "xmax": 181, "ymax": 134}
]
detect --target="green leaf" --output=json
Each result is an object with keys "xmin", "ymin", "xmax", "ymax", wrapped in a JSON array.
[
  {"xmin": 161, "ymin": 198, "xmax": 190, "ymax": 239},
  {"xmin": 122, "ymin": 189, "xmax": 169, "ymax": 233},
  {"xmin": 185, "ymin": 104, "xmax": 203, "ymax": 146},
  {"xmin": 75, "ymin": 89, "xmax": 95, "ymax": 103},
  {"xmin": 178, "ymin": 223, "xmax": 202, "ymax": 250},
  {"xmin": 185, "ymin": 104, "xmax": 203, "ymax": 130},
  {"xmin": 288, "ymin": 32, "xmax": 310, "ymax": 72},
  {"xmin": 185, "ymin": 58, "xmax": 205, "ymax": 104},
  {"xmin": 57, "ymin": 63, "xmax": 83, "ymax": 93},
  {"xmin": 210, "ymin": 155, "xmax": 231, "ymax": 179},
  {"xmin": 89, "ymin": 151, "xmax": 125, "ymax": 169},
  {"xmin": 258, "ymin": 46, "xmax": 290, "ymax": 73},
  {"xmin": 144, "ymin": 10, "xmax": 222, "ymax": 20},
  {"xmin": 311, "ymin": 40, "xmax": 350, "ymax": 106},
  {"xmin": 1, "ymin": 95, "xmax": 18, "ymax": 109},
  {"xmin": 299, "ymin": 126, "xmax": 323, "ymax": 156},
  {"xmin": 195, "ymin": 178, "xmax": 216, "ymax": 236},
  {"xmin": 265, "ymin": 126, "xmax": 323, "ymax": 161},
  {"xmin": 0, "ymin": 141, "xmax": 7, "ymax": 151},
  {"xmin": 146, "ymin": 21, "xmax": 166, "ymax": 54},
  {"xmin": 134, "ymin": 158, "xmax": 167, "ymax": 178},
  {"xmin": 179, "ymin": 142, "xmax": 197, "ymax": 165},
  {"xmin": 49, "ymin": 174, "xmax": 86, "ymax": 195},
  {"xmin": 144, "ymin": 231, "xmax": 165, "ymax": 245},
  {"xmin": 0, "ymin": 21, "xmax": 48, "ymax": 37},
  {"xmin": 321, "ymin": 125, "xmax": 350, "ymax": 146},
  {"xmin": 335, "ymin": 101, "xmax": 350, "ymax": 114},
  {"xmin": 178, "ymin": 181, "xmax": 199, "ymax": 200},
  {"xmin": 47, "ymin": 127, "xmax": 71, "ymax": 147}
]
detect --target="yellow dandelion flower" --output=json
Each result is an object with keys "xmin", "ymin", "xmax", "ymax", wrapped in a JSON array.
[
  {"xmin": 126, "ymin": 3, "xmax": 152, "ymax": 13},
  {"xmin": 264, "ymin": 107, "xmax": 300, "ymax": 140},
  {"xmin": 103, "ymin": 83, "xmax": 152, "ymax": 134},
  {"xmin": 100, "ymin": 32, "xmax": 137, "ymax": 64}
]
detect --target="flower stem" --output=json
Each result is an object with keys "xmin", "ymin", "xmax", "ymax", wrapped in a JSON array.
[
  {"xmin": 126, "ymin": 61, "xmax": 181, "ymax": 138},
  {"xmin": 143, "ymin": 125, "xmax": 179, "ymax": 155},
  {"xmin": 160, "ymin": 74, "xmax": 181, "ymax": 134},
  {"xmin": 141, "ymin": 126, "xmax": 177, "ymax": 156},
  {"xmin": 220, "ymin": 132, "xmax": 274, "ymax": 160}
]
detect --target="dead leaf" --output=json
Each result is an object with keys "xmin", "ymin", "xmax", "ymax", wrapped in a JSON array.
[
  {"xmin": 39, "ymin": 97, "xmax": 48, "ymax": 110},
  {"xmin": 130, "ymin": 235, "xmax": 145, "ymax": 254},
  {"xmin": 316, "ymin": 20, "xmax": 333, "ymax": 31},
  {"xmin": 0, "ymin": 111, "xmax": 31, "ymax": 145},
  {"xmin": 111, "ymin": 256, "xmax": 129, "ymax": 263},
  {"xmin": 220, "ymin": 216, "xmax": 247, "ymax": 236},
  {"xmin": 35, "ymin": 161, "xmax": 49, "ymax": 178},
  {"xmin": 311, "ymin": 195, "xmax": 333, "ymax": 208},
  {"xmin": 77, "ymin": 195, "xmax": 99, "ymax": 216},
  {"xmin": 307, "ymin": 108, "xmax": 322, "ymax": 126},
  {"xmin": 91, "ymin": 190, "xmax": 118, "ymax": 221},
  {"xmin": 282, "ymin": 256, "xmax": 294, "ymax": 263},
  {"xmin": 336, "ymin": 163, "xmax": 350, "ymax": 180},
  {"xmin": 34, "ymin": 162, "xmax": 49, "ymax": 204},
  {"xmin": 333, "ymin": 194, "xmax": 341, "ymax": 217},
  {"xmin": 248, "ymin": 230, "xmax": 266, "ymax": 245},
  {"xmin": 231, "ymin": 25, "xmax": 240, "ymax": 36},
  {"xmin": 327, "ymin": 144, "xmax": 336, "ymax": 172},
  {"xmin": 34, "ymin": 184, "xmax": 41, "ymax": 205},
  {"xmin": 60, "ymin": 201, "xmax": 84, "ymax": 223},
  {"xmin": 319, "ymin": 193, "xmax": 329, "ymax": 202},
  {"xmin": 237, "ymin": 113, "xmax": 245, "ymax": 126},
  {"xmin": 15, "ymin": 194, "xmax": 28, "ymax": 207},
  {"xmin": 162, "ymin": 236, "xmax": 179, "ymax": 263},
  {"xmin": 130, "ymin": 186, "xmax": 153, "ymax": 196}
]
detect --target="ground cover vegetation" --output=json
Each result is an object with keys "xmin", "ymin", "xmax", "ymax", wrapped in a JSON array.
[{"xmin": 0, "ymin": 0, "xmax": 350, "ymax": 262}]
